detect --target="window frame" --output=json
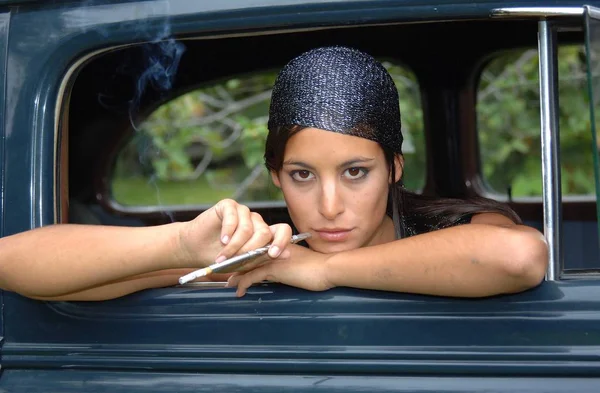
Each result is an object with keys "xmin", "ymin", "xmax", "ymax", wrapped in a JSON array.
[{"xmin": 484, "ymin": 8, "xmax": 600, "ymax": 279}]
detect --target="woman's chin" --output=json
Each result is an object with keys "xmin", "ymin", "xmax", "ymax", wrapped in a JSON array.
[{"xmin": 308, "ymin": 240, "xmax": 359, "ymax": 254}]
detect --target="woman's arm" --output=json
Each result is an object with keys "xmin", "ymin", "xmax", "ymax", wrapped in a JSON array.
[
  {"xmin": 0, "ymin": 199, "xmax": 292, "ymax": 300},
  {"xmin": 325, "ymin": 214, "xmax": 547, "ymax": 297},
  {"xmin": 228, "ymin": 213, "xmax": 548, "ymax": 297},
  {"xmin": 29, "ymin": 269, "xmax": 232, "ymax": 301},
  {"xmin": 0, "ymin": 223, "xmax": 185, "ymax": 299}
]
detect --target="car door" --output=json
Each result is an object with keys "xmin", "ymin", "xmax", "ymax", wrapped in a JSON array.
[{"xmin": 1, "ymin": 1, "xmax": 600, "ymax": 392}]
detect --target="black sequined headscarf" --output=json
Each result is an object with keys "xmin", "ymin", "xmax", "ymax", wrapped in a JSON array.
[{"xmin": 267, "ymin": 46, "xmax": 403, "ymax": 154}]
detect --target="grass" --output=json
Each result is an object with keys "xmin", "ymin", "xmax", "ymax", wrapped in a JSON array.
[{"xmin": 112, "ymin": 177, "xmax": 237, "ymax": 206}]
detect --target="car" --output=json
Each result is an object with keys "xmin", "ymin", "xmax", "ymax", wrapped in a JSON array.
[{"xmin": 0, "ymin": 0, "xmax": 599, "ymax": 391}]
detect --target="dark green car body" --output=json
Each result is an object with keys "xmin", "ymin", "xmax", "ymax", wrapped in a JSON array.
[{"xmin": 0, "ymin": 0, "xmax": 599, "ymax": 391}]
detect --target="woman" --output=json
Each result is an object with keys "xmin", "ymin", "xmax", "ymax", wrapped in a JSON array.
[
  {"xmin": 0, "ymin": 46, "xmax": 546, "ymax": 302},
  {"xmin": 225, "ymin": 46, "xmax": 548, "ymax": 297}
]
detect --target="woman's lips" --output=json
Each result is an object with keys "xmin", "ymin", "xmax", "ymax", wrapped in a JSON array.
[{"xmin": 314, "ymin": 229, "xmax": 352, "ymax": 242}]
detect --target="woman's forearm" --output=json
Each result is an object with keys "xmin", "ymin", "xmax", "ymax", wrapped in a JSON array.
[
  {"xmin": 31, "ymin": 268, "xmax": 232, "ymax": 301},
  {"xmin": 325, "ymin": 224, "xmax": 548, "ymax": 297},
  {"xmin": 29, "ymin": 269, "xmax": 188, "ymax": 301},
  {"xmin": 0, "ymin": 223, "xmax": 188, "ymax": 298}
]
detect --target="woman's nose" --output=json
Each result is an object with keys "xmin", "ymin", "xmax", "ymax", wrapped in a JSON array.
[{"xmin": 318, "ymin": 181, "xmax": 345, "ymax": 220}]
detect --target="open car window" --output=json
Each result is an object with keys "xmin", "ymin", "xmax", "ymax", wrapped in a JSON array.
[
  {"xmin": 477, "ymin": 45, "xmax": 595, "ymax": 200},
  {"xmin": 584, "ymin": 5, "xmax": 600, "ymax": 253},
  {"xmin": 110, "ymin": 63, "xmax": 426, "ymax": 210}
]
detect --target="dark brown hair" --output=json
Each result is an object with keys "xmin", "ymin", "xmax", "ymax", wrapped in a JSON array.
[{"xmin": 265, "ymin": 125, "xmax": 522, "ymax": 239}]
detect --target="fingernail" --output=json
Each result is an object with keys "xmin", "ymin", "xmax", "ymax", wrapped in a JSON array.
[
  {"xmin": 221, "ymin": 235, "xmax": 229, "ymax": 245},
  {"xmin": 215, "ymin": 255, "xmax": 226, "ymax": 263},
  {"xmin": 268, "ymin": 246, "xmax": 280, "ymax": 258}
]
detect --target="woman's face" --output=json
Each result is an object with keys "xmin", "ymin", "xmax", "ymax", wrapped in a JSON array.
[{"xmin": 271, "ymin": 127, "xmax": 402, "ymax": 253}]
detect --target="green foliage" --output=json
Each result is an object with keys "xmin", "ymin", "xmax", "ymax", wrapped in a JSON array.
[
  {"xmin": 112, "ymin": 176, "xmax": 234, "ymax": 206},
  {"xmin": 112, "ymin": 46, "xmax": 598, "ymax": 206},
  {"xmin": 382, "ymin": 61, "xmax": 426, "ymax": 191},
  {"xmin": 237, "ymin": 115, "xmax": 269, "ymax": 168},
  {"xmin": 112, "ymin": 62, "xmax": 426, "ymax": 205},
  {"xmin": 478, "ymin": 45, "xmax": 595, "ymax": 197}
]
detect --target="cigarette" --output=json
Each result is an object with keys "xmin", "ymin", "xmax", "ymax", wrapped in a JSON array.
[
  {"xmin": 178, "ymin": 267, "xmax": 214, "ymax": 284},
  {"xmin": 178, "ymin": 232, "xmax": 311, "ymax": 285}
]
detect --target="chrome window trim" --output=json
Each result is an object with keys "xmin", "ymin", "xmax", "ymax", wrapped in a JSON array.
[
  {"xmin": 491, "ymin": 7, "xmax": 584, "ymax": 18},
  {"xmin": 537, "ymin": 20, "xmax": 564, "ymax": 281}
]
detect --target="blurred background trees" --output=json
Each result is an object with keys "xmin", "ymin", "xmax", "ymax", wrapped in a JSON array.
[
  {"xmin": 478, "ymin": 45, "xmax": 594, "ymax": 198},
  {"xmin": 112, "ymin": 46, "xmax": 597, "ymax": 206}
]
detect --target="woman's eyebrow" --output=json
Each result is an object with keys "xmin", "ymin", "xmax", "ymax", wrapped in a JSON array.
[
  {"xmin": 283, "ymin": 157, "xmax": 375, "ymax": 170},
  {"xmin": 282, "ymin": 160, "xmax": 315, "ymax": 170},
  {"xmin": 338, "ymin": 157, "xmax": 375, "ymax": 169}
]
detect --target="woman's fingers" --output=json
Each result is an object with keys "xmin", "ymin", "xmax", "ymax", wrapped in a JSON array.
[
  {"xmin": 216, "ymin": 208, "xmax": 273, "ymax": 262},
  {"xmin": 231, "ymin": 247, "xmax": 291, "ymax": 274},
  {"xmin": 215, "ymin": 204, "xmax": 253, "ymax": 261},
  {"xmin": 214, "ymin": 199, "xmax": 240, "ymax": 245},
  {"xmin": 246, "ymin": 212, "xmax": 274, "ymax": 251},
  {"xmin": 212, "ymin": 199, "xmax": 294, "ymax": 266},
  {"xmin": 227, "ymin": 267, "xmax": 272, "ymax": 297},
  {"xmin": 267, "ymin": 224, "xmax": 293, "ymax": 258},
  {"xmin": 233, "ymin": 224, "xmax": 292, "ymax": 271}
]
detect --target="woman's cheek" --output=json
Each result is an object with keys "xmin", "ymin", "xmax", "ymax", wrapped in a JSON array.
[
  {"xmin": 356, "ymin": 183, "xmax": 389, "ymax": 225},
  {"xmin": 282, "ymin": 187, "xmax": 312, "ymax": 228}
]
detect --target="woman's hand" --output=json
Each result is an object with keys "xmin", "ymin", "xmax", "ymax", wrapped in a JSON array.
[
  {"xmin": 176, "ymin": 199, "xmax": 292, "ymax": 268},
  {"xmin": 225, "ymin": 244, "xmax": 335, "ymax": 296}
]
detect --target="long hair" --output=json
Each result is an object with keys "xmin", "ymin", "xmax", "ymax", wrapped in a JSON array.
[{"xmin": 265, "ymin": 125, "xmax": 522, "ymax": 239}]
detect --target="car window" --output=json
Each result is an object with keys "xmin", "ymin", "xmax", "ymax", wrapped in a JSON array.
[
  {"xmin": 110, "ymin": 61, "xmax": 425, "ymax": 208},
  {"xmin": 584, "ymin": 8, "xmax": 600, "ymax": 266},
  {"xmin": 477, "ymin": 44, "xmax": 595, "ymax": 200}
]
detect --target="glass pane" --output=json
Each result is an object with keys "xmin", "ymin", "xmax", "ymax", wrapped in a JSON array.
[
  {"xmin": 111, "ymin": 61, "xmax": 425, "ymax": 207},
  {"xmin": 585, "ymin": 5, "xmax": 600, "ymax": 249},
  {"xmin": 477, "ymin": 45, "xmax": 595, "ymax": 199}
]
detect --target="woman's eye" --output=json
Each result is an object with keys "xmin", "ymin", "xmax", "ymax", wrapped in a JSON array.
[
  {"xmin": 291, "ymin": 170, "xmax": 314, "ymax": 182},
  {"xmin": 343, "ymin": 167, "xmax": 367, "ymax": 180}
]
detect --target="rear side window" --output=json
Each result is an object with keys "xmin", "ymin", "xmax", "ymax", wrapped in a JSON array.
[{"xmin": 477, "ymin": 45, "xmax": 594, "ymax": 199}]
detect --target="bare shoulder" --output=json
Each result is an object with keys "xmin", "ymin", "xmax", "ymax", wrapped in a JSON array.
[
  {"xmin": 471, "ymin": 213, "xmax": 544, "ymax": 237},
  {"xmin": 470, "ymin": 212, "xmax": 519, "ymax": 227}
]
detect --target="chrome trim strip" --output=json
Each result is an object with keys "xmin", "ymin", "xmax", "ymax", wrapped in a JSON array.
[
  {"xmin": 587, "ymin": 5, "xmax": 600, "ymax": 20},
  {"xmin": 177, "ymin": 281, "xmax": 228, "ymax": 288},
  {"xmin": 9, "ymin": 343, "xmax": 600, "ymax": 375},
  {"xmin": 537, "ymin": 20, "xmax": 563, "ymax": 281},
  {"xmin": 491, "ymin": 7, "xmax": 584, "ymax": 18}
]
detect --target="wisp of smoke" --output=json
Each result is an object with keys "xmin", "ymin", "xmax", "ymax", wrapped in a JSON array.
[
  {"xmin": 128, "ymin": 22, "xmax": 186, "ymax": 222},
  {"xmin": 129, "ymin": 24, "xmax": 186, "ymax": 131}
]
